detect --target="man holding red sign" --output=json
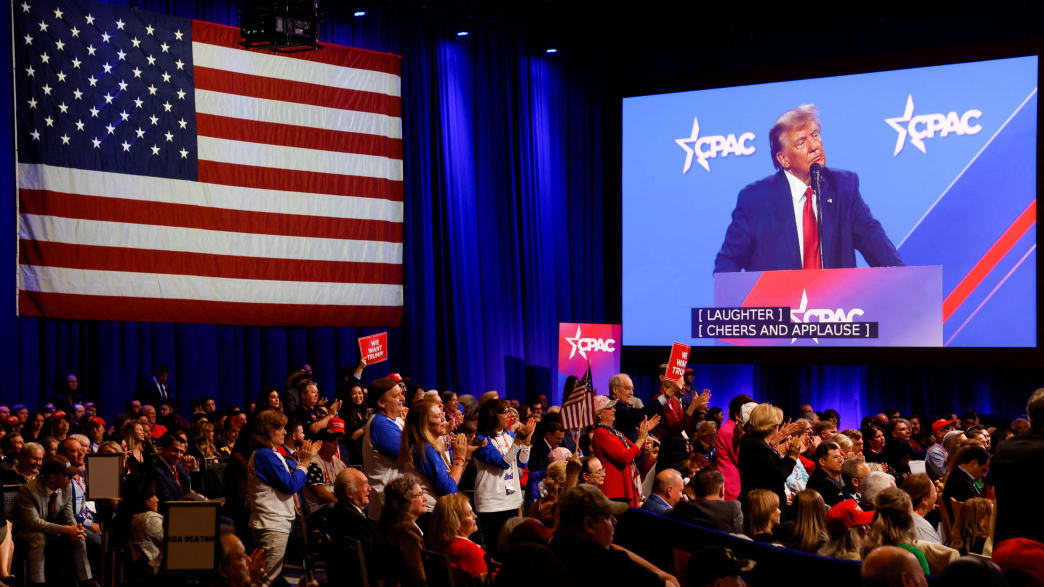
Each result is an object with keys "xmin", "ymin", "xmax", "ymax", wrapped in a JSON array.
[{"xmin": 648, "ymin": 343, "xmax": 712, "ymax": 472}]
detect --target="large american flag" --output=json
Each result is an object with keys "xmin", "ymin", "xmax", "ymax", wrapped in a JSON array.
[
  {"xmin": 14, "ymin": 0, "xmax": 403, "ymax": 327},
  {"xmin": 561, "ymin": 361, "xmax": 595, "ymax": 431}
]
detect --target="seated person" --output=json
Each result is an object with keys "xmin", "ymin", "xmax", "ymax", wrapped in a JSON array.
[
  {"xmin": 375, "ymin": 475, "xmax": 427, "ymax": 587},
  {"xmin": 549, "ymin": 484, "xmax": 676, "ymax": 587},
  {"xmin": 327, "ymin": 468, "xmax": 376, "ymax": 582},
  {"xmin": 742, "ymin": 489, "xmax": 781, "ymax": 543},
  {"xmin": 0, "ymin": 442, "xmax": 43, "ymax": 485},
  {"xmin": 126, "ymin": 479, "xmax": 164, "ymax": 575},
  {"xmin": 941, "ymin": 445, "xmax": 989, "ymax": 519},
  {"xmin": 300, "ymin": 420, "xmax": 347, "ymax": 528},
  {"xmin": 670, "ymin": 468, "xmax": 743, "ymax": 534},
  {"xmin": 640, "ymin": 469, "xmax": 684, "ymax": 516},
  {"xmin": 806, "ymin": 442, "xmax": 845, "ymax": 506},
  {"xmin": 428, "ymin": 493, "xmax": 488, "ymax": 582},
  {"xmin": 13, "ymin": 455, "xmax": 93, "ymax": 585}
]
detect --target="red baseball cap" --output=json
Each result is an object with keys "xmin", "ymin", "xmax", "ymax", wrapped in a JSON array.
[
  {"xmin": 89, "ymin": 416, "xmax": 106, "ymax": 428},
  {"xmin": 327, "ymin": 417, "xmax": 346, "ymax": 434},
  {"xmin": 389, "ymin": 373, "xmax": 403, "ymax": 383},
  {"xmin": 992, "ymin": 538, "xmax": 1044, "ymax": 584},
  {"xmin": 932, "ymin": 418, "xmax": 958, "ymax": 434},
  {"xmin": 4, "ymin": 416, "xmax": 20, "ymax": 427},
  {"xmin": 825, "ymin": 499, "xmax": 874, "ymax": 537},
  {"xmin": 52, "ymin": 410, "xmax": 68, "ymax": 420}
]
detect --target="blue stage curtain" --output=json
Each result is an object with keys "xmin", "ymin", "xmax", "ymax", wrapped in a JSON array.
[{"xmin": 0, "ymin": 0, "xmax": 605, "ymax": 416}]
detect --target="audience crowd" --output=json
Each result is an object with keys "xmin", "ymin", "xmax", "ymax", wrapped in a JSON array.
[{"xmin": 0, "ymin": 361, "xmax": 1042, "ymax": 587}]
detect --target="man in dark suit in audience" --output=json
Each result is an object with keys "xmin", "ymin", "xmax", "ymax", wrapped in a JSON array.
[
  {"xmin": 135, "ymin": 365, "xmax": 173, "ymax": 410},
  {"xmin": 807, "ymin": 442, "xmax": 845, "ymax": 506},
  {"xmin": 150, "ymin": 432, "xmax": 197, "ymax": 503},
  {"xmin": 669, "ymin": 468, "xmax": 743, "ymax": 534},
  {"xmin": 640, "ymin": 469, "xmax": 684, "ymax": 516},
  {"xmin": 940, "ymin": 445, "xmax": 988, "ymax": 519},
  {"xmin": 528, "ymin": 420, "xmax": 565, "ymax": 473},
  {"xmin": 329, "ymin": 468, "xmax": 376, "ymax": 582},
  {"xmin": 989, "ymin": 388, "xmax": 1044, "ymax": 544}
]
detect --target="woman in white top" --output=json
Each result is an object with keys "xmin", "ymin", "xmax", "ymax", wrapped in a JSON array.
[
  {"xmin": 246, "ymin": 410, "xmax": 318, "ymax": 587},
  {"xmin": 472, "ymin": 399, "xmax": 535, "ymax": 558},
  {"xmin": 127, "ymin": 478, "xmax": 164, "ymax": 575}
]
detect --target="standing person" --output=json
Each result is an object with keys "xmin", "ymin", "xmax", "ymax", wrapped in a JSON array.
[
  {"xmin": 136, "ymin": 365, "xmax": 173, "ymax": 408},
  {"xmin": 648, "ymin": 370, "xmax": 709, "ymax": 473},
  {"xmin": 252, "ymin": 387, "xmax": 283, "ymax": 415},
  {"xmin": 738, "ymin": 403, "xmax": 806, "ymax": 506},
  {"xmin": 988, "ymin": 387, "xmax": 1044, "ymax": 545},
  {"xmin": 590, "ymin": 395, "xmax": 657, "ymax": 508},
  {"xmin": 363, "ymin": 378, "xmax": 405, "ymax": 521},
  {"xmin": 399, "ymin": 399, "xmax": 471, "ymax": 521},
  {"xmin": 246, "ymin": 410, "xmax": 318, "ymax": 587},
  {"xmin": 714, "ymin": 394, "xmax": 755, "ymax": 500},
  {"xmin": 713, "ymin": 104, "xmax": 903, "ymax": 273},
  {"xmin": 473, "ymin": 399, "xmax": 535, "ymax": 556},
  {"xmin": 292, "ymin": 381, "xmax": 341, "ymax": 440},
  {"xmin": 339, "ymin": 383, "xmax": 368, "ymax": 466}
]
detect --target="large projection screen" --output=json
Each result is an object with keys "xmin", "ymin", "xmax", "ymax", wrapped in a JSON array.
[{"xmin": 622, "ymin": 56, "xmax": 1037, "ymax": 348}]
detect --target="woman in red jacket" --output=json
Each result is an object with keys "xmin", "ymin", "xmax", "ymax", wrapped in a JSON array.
[{"xmin": 590, "ymin": 395, "xmax": 658, "ymax": 507}]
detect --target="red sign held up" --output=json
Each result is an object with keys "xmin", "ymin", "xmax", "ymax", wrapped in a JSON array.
[
  {"xmin": 358, "ymin": 332, "xmax": 388, "ymax": 364},
  {"xmin": 665, "ymin": 342, "xmax": 691, "ymax": 382}
]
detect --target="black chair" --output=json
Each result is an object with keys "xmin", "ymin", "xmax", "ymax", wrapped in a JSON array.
[
  {"xmin": 422, "ymin": 549, "xmax": 457, "ymax": 587},
  {"xmin": 333, "ymin": 535, "xmax": 369, "ymax": 587},
  {"xmin": 202, "ymin": 457, "xmax": 228, "ymax": 499}
]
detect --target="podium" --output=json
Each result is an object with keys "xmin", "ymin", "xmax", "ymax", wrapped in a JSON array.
[{"xmin": 710, "ymin": 266, "xmax": 943, "ymax": 347}]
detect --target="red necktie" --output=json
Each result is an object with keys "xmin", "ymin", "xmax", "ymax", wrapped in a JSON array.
[
  {"xmin": 47, "ymin": 492, "xmax": 57, "ymax": 520},
  {"xmin": 802, "ymin": 187, "xmax": 820, "ymax": 270}
]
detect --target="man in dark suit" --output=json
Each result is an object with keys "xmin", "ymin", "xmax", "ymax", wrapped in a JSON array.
[
  {"xmin": 327, "ymin": 463, "xmax": 377, "ymax": 576},
  {"xmin": 150, "ymin": 432, "xmax": 197, "ymax": 503},
  {"xmin": 528, "ymin": 420, "xmax": 565, "ymax": 474},
  {"xmin": 670, "ymin": 468, "xmax": 743, "ymax": 534},
  {"xmin": 989, "ymin": 388, "xmax": 1044, "ymax": 544},
  {"xmin": 941, "ymin": 445, "xmax": 988, "ymax": 519},
  {"xmin": 806, "ymin": 442, "xmax": 845, "ymax": 506},
  {"xmin": 135, "ymin": 365, "xmax": 173, "ymax": 408},
  {"xmin": 714, "ymin": 104, "xmax": 903, "ymax": 273},
  {"xmin": 640, "ymin": 469, "xmax": 684, "ymax": 516},
  {"xmin": 13, "ymin": 455, "xmax": 94, "ymax": 585}
]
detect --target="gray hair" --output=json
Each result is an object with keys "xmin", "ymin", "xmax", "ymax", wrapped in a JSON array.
[
  {"xmin": 20, "ymin": 442, "xmax": 44, "ymax": 458},
  {"xmin": 861, "ymin": 471, "xmax": 896, "ymax": 507},
  {"xmin": 769, "ymin": 104, "xmax": 820, "ymax": 170},
  {"xmin": 607, "ymin": 373, "xmax": 630, "ymax": 389},
  {"xmin": 1028, "ymin": 388, "xmax": 1044, "ymax": 430},
  {"xmin": 70, "ymin": 434, "xmax": 91, "ymax": 448}
]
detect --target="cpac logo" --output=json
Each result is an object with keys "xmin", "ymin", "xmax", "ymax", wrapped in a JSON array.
[
  {"xmin": 564, "ymin": 326, "xmax": 616, "ymax": 360},
  {"xmin": 790, "ymin": 289, "xmax": 864, "ymax": 344},
  {"xmin": 675, "ymin": 117, "xmax": 756, "ymax": 173},
  {"xmin": 885, "ymin": 94, "xmax": 982, "ymax": 156}
]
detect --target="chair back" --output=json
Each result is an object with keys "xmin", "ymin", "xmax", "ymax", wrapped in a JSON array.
[
  {"xmin": 338, "ymin": 535, "xmax": 369, "ymax": 587},
  {"xmin": 203, "ymin": 457, "xmax": 228, "ymax": 498},
  {"xmin": 422, "ymin": 549, "xmax": 457, "ymax": 587},
  {"xmin": 673, "ymin": 548, "xmax": 692, "ymax": 587}
]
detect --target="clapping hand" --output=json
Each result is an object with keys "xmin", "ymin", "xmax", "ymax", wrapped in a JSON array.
[
  {"xmin": 297, "ymin": 439, "xmax": 319, "ymax": 462},
  {"xmin": 248, "ymin": 547, "xmax": 267, "ymax": 583}
]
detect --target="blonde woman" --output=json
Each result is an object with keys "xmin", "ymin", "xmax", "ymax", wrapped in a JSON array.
[
  {"xmin": 122, "ymin": 419, "xmax": 152, "ymax": 475},
  {"xmin": 786, "ymin": 489, "xmax": 827, "ymax": 553},
  {"xmin": 738, "ymin": 403, "xmax": 806, "ymax": 505},
  {"xmin": 399, "ymin": 399, "xmax": 472, "ymax": 515},
  {"xmin": 948, "ymin": 497, "xmax": 994, "ymax": 556},
  {"xmin": 429, "ymin": 493, "xmax": 487, "ymax": 581}
]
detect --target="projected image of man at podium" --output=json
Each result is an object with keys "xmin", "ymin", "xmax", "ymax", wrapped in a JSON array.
[{"xmin": 713, "ymin": 104, "xmax": 904, "ymax": 273}]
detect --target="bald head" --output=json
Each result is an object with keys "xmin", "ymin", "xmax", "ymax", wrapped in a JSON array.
[
  {"xmin": 652, "ymin": 468, "xmax": 685, "ymax": 507},
  {"xmin": 335, "ymin": 467, "xmax": 371, "ymax": 509},
  {"xmin": 862, "ymin": 546, "xmax": 927, "ymax": 587}
]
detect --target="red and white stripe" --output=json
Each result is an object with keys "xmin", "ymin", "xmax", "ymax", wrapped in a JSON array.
[
  {"xmin": 18, "ymin": 21, "xmax": 403, "ymax": 326},
  {"xmin": 561, "ymin": 389, "xmax": 595, "ymax": 431}
]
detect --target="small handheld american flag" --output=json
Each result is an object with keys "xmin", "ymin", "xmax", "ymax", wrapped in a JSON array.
[{"xmin": 561, "ymin": 360, "xmax": 595, "ymax": 431}]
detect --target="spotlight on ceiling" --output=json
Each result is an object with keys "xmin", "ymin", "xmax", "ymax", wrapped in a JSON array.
[
  {"xmin": 545, "ymin": 47, "xmax": 558, "ymax": 54},
  {"xmin": 456, "ymin": 30, "xmax": 469, "ymax": 37},
  {"xmin": 354, "ymin": 10, "xmax": 366, "ymax": 17}
]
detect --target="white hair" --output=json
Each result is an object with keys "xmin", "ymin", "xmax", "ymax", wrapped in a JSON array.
[{"xmin": 861, "ymin": 471, "xmax": 896, "ymax": 506}]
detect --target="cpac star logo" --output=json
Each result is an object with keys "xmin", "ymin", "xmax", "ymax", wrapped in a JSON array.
[
  {"xmin": 790, "ymin": 289, "xmax": 865, "ymax": 344},
  {"xmin": 564, "ymin": 326, "xmax": 616, "ymax": 360},
  {"xmin": 885, "ymin": 94, "xmax": 982, "ymax": 156},
  {"xmin": 675, "ymin": 117, "xmax": 756, "ymax": 173}
]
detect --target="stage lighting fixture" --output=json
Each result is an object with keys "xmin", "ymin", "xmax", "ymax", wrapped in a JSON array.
[
  {"xmin": 456, "ymin": 30, "xmax": 469, "ymax": 37},
  {"xmin": 545, "ymin": 47, "xmax": 558, "ymax": 53},
  {"xmin": 239, "ymin": 1, "xmax": 322, "ymax": 53},
  {"xmin": 354, "ymin": 10, "xmax": 366, "ymax": 16}
]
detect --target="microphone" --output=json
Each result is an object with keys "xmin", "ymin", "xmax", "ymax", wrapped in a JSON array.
[{"xmin": 809, "ymin": 163, "xmax": 824, "ymax": 268}]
